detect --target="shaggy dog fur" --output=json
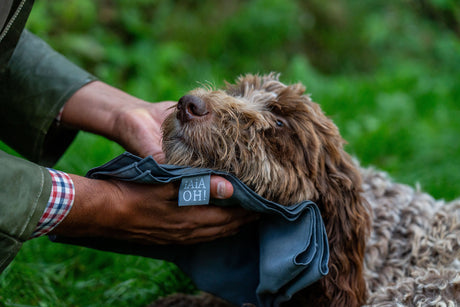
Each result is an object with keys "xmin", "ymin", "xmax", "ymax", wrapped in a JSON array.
[
  {"xmin": 152, "ymin": 74, "xmax": 460, "ymax": 306},
  {"xmin": 362, "ymin": 167, "xmax": 460, "ymax": 306}
]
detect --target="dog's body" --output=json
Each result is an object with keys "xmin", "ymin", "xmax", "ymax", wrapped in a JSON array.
[
  {"xmin": 155, "ymin": 74, "xmax": 460, "ymax": 306},
  {"xmin": 362, "ymin": 167, "xmax": 460, "ymax": 306}
]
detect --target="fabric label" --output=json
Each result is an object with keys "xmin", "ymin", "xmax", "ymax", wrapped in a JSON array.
[{"xmin": 178, "ymin": 175, "xmax": 211, "ymax": 206}]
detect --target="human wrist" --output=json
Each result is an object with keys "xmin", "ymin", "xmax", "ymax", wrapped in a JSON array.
[
  {"xmin": 60, "ymin": 81, "xmax": 147, "ymax": 141},
  {"xmin": 49, "ymin": 174, "xmax": 120, "ymax": 238}
]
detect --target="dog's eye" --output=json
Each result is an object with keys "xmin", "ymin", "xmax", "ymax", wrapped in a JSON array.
[{"xmin": 275, "ymin": 118, "xmax": 287, "ymax": 128}]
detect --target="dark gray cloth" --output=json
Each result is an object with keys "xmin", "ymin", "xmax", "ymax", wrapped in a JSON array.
[{"xmin": 51, "ymin": 152, "xmax": 329, "ymax": 306}]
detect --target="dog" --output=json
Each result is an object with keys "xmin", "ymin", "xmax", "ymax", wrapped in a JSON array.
[
  {"xmin": 161, "ymin": 73, "xmax": 370, "ymax": 306},
  {"xmin": 154, "ymin": 73, "xmax": 460, "ymax": 306}
]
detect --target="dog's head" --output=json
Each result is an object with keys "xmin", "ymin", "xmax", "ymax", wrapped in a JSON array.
[
  {"xmin": 163, "ymin": 73, "xmax": 355, "ymax": 207},
  {"xmin": 162, "ymin": 73, "xmax": 370, "ymax": 305}
]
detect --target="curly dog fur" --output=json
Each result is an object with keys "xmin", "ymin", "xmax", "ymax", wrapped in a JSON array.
[
  {"xmin": 362, "ymin": 167, "xmax": 460, "ymax": 306},
  {"xmin": 152, "ymin": 74, "xmax": 459, "ymax": 306}
]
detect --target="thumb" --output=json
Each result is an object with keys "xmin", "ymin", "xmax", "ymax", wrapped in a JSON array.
[{"xmin": 210, "ymin": 176, "xmax": 234, "ymax": 199}]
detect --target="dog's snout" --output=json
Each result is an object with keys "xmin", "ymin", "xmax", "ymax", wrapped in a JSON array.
[{"xmin": 177, "ymin": 95, "xmax": 209, "ymax": 123}]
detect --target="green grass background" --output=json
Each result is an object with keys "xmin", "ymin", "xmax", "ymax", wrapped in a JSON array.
[{"xmin": 1, "ymin": 0, "xmax": 459, "ymax": 306}]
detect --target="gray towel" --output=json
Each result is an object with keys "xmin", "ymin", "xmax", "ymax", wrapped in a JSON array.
[{"xmin": 51, "ymin": 152, "xmax": 329, "ymax": 306}]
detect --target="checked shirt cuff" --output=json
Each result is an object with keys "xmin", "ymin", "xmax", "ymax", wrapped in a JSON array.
[{"xmin": 30, "ymin": 169, "xmax": 75, "ymax": 238}]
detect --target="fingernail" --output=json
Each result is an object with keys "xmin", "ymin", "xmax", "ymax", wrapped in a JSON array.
[{"xmin": 217, "ymin": 181, "xmax": 226, "ymax": 199}]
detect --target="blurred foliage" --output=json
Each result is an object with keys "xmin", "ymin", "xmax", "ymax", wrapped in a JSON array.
[{"xmin": 1, "ymin": 0, "xmax": 460, "ymax": 305}]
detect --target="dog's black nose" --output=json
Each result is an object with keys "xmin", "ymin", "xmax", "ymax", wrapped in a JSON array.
[{"xmin": 177, "ymin": 95, "xmax": 209, "ymax": 123}]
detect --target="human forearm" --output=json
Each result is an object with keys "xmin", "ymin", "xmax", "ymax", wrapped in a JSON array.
[
  {"xmin": 61, "ymin": 81, "xmax": 175, "ymax": 161},
  {"xmin": 47, "ymin": 173, "xmax": 115, "ymax": 238},
  {"xmin": 60, "ymin": 81, "xmax": 141, "ymax": 140}
]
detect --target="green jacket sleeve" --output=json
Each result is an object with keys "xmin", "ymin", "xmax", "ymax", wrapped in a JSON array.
[
  {"xmin": 0, "ymin": 28, "xmax": 98, "ymax": 272},
  {"xmin": 0, "ymin": 150, "xmax": 51, "ymax": 273},
  {"xmin": 0, "ymin": 30, "xmax": 97, "ymax": 166}
]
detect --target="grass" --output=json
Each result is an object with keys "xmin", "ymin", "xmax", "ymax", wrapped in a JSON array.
[
  {"xmin": 1, "ymin": 0, "xmax": 459, "ymax": 306},
  {"xmin": 0, "ymin": 238, "xmax": 195, "ymax": 306}
]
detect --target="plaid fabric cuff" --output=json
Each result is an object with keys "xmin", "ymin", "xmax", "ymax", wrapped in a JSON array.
[{"xmin": 30, "ymin": 169, "xmax": 75, "ymax": 238}]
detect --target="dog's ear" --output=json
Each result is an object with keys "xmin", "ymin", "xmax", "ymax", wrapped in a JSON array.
[
  {"xmin": 313, "ymin": 137, "xmax": 370, "ymax": 306},
  {"xmin": 281, "ymin": 94, "xmax": 370, "ymax": 305}
]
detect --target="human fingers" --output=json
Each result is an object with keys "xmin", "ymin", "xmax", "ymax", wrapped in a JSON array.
[
  {"xmin": 119, "ymin": 205, "xmax": 258, "ymax": 245},
  {"xmin": 143, "ymin": 206, "xmax": 259, "ymax": 245},
  {"xmin": 181, "ymin": 209, "xmax": 260, "ymax": 244}
]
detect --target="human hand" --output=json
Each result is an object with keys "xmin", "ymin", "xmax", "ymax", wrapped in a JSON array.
[
  {"xmin": 51, "ymin": 174, "xmax": 258, "ymax": 245},
  {"xmin": 110, "ymin": 99, "xmax": 175, "ymax": 163}
]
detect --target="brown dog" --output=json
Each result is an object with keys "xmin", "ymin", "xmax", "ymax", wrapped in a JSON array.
[
  {"xmin": 161, "ymin": 73, "xmax": 371, "ymax": 306},
  {"xmin": 155, "ymin": 73, "xmax": 460, "ymax": 306}
]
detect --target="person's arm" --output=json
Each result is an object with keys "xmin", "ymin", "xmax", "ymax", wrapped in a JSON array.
[
  {"xmin": 0, "ymin": 30, "xmax": 96, "ymax": 166},
  {"xmin": 0, "ymin": 149, "xmax": 248, "ymax": 273},
  {"xmin": 26, "ymin": 164, "xmax": 250, "ymax": 245},
  {"xmin": 60, "ymin": 80, "xmax": 173, "ymax": 163},
  {"xmin": 47, "ymin": 173, "xmax": 255, "ymax": 245}
]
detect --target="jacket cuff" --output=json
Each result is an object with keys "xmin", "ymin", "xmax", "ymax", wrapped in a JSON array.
[
  {"xmin": 0, "ymin": 151, "xmax": 52, "ymax": 272},
  {"xmin": 0, "ymin": 30, "xmax": 97, "ymax": 167}
]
